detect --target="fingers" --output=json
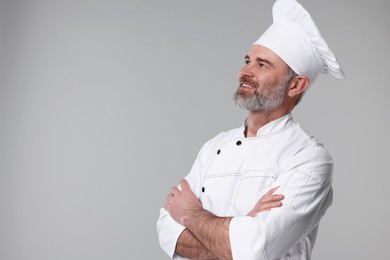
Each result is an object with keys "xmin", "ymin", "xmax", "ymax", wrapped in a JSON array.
[
  {"xmin": 259, "ymin": 196, "xmax": 284, "ymax": 209},
  {"xmin": 247, "ymin": 187, "xmax": 285, "ymax": 217},
  {"xmin": 170, "ymin": 186, "xmax": 180, "ymax": 196},
  {"xmin": 163, "ymin": 201, "xmax": 169, "ymax": 209},
  {"xmin": 179, "ymin": 179, "xmax": 190, "ymax": 191},
  {"xmin": 165, "ymin": 179, "xmax": 194, "ymax": 209},
  {"xmin": 260, "ymin": 193, "xmax": 285, "ymax": 203},
  {"xmin": 265, "ymin": 200, "xmax": 283, "ymax": 208},
  {"xmin": 260, "ymin": 186, "xmax": 284, "ymax": 204},
  {"xmin": 166, "ymin": 179, "xmax": 189, "ymax": 203},
  {"xmin": 170, "ymin": 179, "xmax": 189, "ymax": 196},
  {"xmin": 166, "ymin": 192, "xmax": 174, "ymax": 201},
  {"xmin": 257, "ymin": 201, "xmax": 282, "ymax": 213},
  {"xmin": 247, "ymin": 199, "xmax": 284, "ymax": 217},
  {"xmin": 264, "ymin": 186, "xmax": 280, "ymax": 196}
]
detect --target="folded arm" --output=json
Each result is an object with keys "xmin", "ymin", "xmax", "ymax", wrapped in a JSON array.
[
  {"xmin": 176, "ymin": 229, "xmax": 218, "ymax": 260},
  {"xmin": 164, "ymin": 179, "xmax": 284, "ymax": 259}
]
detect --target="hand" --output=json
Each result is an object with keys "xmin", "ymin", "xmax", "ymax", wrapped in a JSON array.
[
  {"xmin": 164, "ymin": 179, "xmax": 203, "ymax": 225},
  {"xmin": 247, "ymin": 186, "xmax": 284, "ymax": 217}
]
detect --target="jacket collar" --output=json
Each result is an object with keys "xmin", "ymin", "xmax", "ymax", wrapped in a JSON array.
[{"xmin": 242, "ymin": 113, "xmax": 294, "ymax": 138}]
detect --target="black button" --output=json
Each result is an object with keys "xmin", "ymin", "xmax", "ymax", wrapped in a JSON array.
[
  {"xmin": 236, "ymin": 140, "xmax": 242, "ymax": 146},
  {"xmin": 202, "ymin": 187, "xmax": 205, "ymax": 193},
  {"xmin": 217, "ymin": 149, "xmax": 221, "ymax": 154}
]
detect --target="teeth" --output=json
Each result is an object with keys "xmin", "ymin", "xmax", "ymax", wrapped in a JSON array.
[{"xmin": 242, "ymin": 83, "xmax": 254, "ymax": 89}]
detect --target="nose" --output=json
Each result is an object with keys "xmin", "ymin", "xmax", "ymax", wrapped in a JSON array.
[{"xmin": 238, "ymin": 64, "xmax": 255, "ymax": 80}]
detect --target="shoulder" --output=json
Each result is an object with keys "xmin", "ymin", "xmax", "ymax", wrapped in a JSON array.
[
  {"xmin": 285, "ymin": 123, "xmax": 333, "ymax": 182},
  {"xmin": 289, "ymin": 123, "xmax": 332, "ymax": 160}
]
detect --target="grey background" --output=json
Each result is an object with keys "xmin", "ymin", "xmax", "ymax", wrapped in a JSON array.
[{"xmin": 0, "ymin": 0, "xmax": 388, "ymax": 259}]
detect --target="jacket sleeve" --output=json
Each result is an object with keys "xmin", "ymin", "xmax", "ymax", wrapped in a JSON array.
[
  {"xmin": 229, "ymin": 146, "xmax": 334, "ymax": 259},
  {"xmin": 156, "ymin": 141, "xmax": 210, "ymax": 259}
]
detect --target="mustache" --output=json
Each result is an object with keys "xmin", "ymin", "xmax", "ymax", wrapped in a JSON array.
[{"xmin": 239, "ymin": 75, "xmax": 259, "ymax": 89}]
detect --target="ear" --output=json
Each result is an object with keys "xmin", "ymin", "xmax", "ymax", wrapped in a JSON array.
[{"xmin": 287, "ymin": 76, "xmax": 309, "ymax": 98}]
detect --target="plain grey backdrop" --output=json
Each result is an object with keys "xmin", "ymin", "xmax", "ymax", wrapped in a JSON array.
[{"xmin": 0, "ymin": 0, "xmax": 389, "ymax": 259}]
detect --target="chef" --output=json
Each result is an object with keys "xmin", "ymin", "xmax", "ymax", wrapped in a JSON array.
[{"xmin": 157, "ymin": 0, "xmax": 344, "ymax": 259}]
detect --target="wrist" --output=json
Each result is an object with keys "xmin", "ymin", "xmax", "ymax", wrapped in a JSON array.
[{"xmin": 181, "ymin": 208, "xmax": 209, "ymax": 228}]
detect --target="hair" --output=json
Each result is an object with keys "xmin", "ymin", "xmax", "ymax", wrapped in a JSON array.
[{"xmin": 285, "ymin": 68, "xmax": 298, "ymax": 86}]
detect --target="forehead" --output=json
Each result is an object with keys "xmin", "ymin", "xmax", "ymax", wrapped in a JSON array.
[{"xmin": 247, "ymin": 44, "xmax": 289, "ymax": 70}]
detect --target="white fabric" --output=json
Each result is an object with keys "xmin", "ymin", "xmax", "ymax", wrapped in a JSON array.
[
  {"xmin": 254, "ymin": 0, "xmax": 344, "ymax": 85},
  {"xmin": 157, "ymin": 114, "xmax": 333, "ymax": 259}
]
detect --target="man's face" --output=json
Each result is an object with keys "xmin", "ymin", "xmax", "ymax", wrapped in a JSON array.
[{"xmin": 234, "ymin": 45, "xmax": 291, "ymax": 112}]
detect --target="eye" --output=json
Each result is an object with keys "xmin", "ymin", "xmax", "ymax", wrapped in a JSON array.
[
  {"xmin": 258, "ymin": 62, "xmax": 267, "ymax": 68},
  {"xmin": 244, "ymin": 59, "xmax": 250, "ymax": 65}
]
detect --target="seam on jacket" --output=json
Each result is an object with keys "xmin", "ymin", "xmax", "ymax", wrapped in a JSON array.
[
  {"xmin": 257, "ymin": 215, "xmax": 270, "ymax": 260},
  {"xmin": 289, "ymin": 169, "xmax": 312, "ymax": 208}
]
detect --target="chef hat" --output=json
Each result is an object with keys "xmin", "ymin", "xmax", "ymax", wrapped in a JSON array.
[{"xmin": 254, "ymin": 0, "xmax": 344, "ymax": 85}]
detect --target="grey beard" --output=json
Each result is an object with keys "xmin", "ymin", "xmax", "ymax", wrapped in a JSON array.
[
  {"xmin": 233, "ymin": 81, "xmax": 287, "ymax": 112},
  {"xmin": 233, "ymin": 70, "xmax": 296, "ymax": 112}
]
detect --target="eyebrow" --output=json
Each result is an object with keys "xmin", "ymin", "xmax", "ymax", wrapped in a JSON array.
[{"xmin": 245, "ymin": 55, "xmax": 274, "ymax": 67}]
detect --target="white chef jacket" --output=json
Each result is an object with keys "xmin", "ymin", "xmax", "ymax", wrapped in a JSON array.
[{"xmin": 157, "ymin": 114, "xmax": 333, "ymax": 260}]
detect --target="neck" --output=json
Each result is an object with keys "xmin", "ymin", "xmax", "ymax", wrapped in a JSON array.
[{"xmin": 245, "ymin": 110, "xmax": 289, "ymax": 137}]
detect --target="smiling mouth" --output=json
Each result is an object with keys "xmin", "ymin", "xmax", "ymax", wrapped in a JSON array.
[{"xmin": 240, "ymin": 83, "xmax": 255, "ymax": 89}]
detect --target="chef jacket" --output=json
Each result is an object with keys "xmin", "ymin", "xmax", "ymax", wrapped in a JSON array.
[{"xmin": 157, "ymin": 114, "xmax": 333, "ymax": 259}]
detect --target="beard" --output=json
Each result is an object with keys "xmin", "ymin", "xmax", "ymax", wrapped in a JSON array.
[{"xmin": 233, "ymin": 72, "xmax": 294, "ymax": 112}]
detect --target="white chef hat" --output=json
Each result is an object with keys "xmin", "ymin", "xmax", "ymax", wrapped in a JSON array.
[{"xmin": 254, "ymin": 0, "xmax": 344, "ymax": 85}]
